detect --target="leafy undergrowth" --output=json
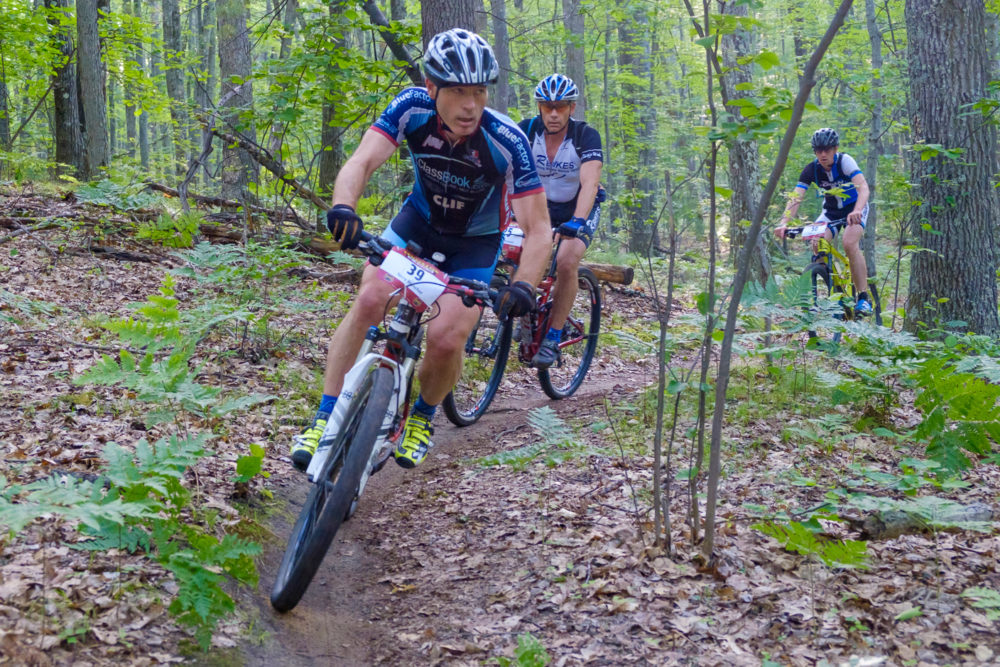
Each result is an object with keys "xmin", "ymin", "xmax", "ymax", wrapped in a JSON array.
[
  {"xmin": 363, "ymin": 395, "xmax": 1000, "ymax": 666},
  {"xmin": 3, "ymin": 188, "xmax": 1000, "ymax": 666},
  {"xmin": 0, "ymin": 189, "xmax": 347, "ymax": 662}
]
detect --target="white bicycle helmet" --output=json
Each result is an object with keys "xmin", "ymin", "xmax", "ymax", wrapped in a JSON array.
[
  {"xmin": 423, "ymin": 29, "xmax": 499, "ymax": 87},
  {"xmin": 534, "ymin": 73, "xmax": 579, "ymax": 102}
]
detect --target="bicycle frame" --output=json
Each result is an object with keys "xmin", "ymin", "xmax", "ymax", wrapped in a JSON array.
[{"xmin": 305, "ymin": 299, "xmax": 422, "ymax": 487}]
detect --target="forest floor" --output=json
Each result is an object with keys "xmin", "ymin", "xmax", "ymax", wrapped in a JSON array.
[{"xmin": 2, "ymin": 188, "xmax": 1000, "ymax": 666}]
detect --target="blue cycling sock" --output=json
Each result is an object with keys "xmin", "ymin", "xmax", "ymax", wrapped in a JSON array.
[
  {"xmin": 318, "ymin": 394, "xmax": 337, "ymax": 418},
  {"xmin": 413, "ymin": 395, "xmax": 437, "ymax": 419},
  {"xmin": 546, "ymin": 327, "xmax": 562, "ymax": 342}
]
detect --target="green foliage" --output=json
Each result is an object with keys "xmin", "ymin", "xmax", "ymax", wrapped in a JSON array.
[
  {"xmin": 476, "ymin": 407, "xmax": 584, "ymax": 470},
  {"xmin": 76, "ymin": 273, "xmax": 273, "ymax": 425},
  {"xmin": 961, "ymin": 587, "xmax": 1000, "ymax": 620},
  {"xmin": 74, "ymin": 179, "xmax": 163, "ymax": 211},
  {"xmin": 752, "ymin": 520, "xmax": 869, "ymax": 569},
  {"xmin": 137, "ymin": 211, "xmax": 203, "ymax": 248},
  {"xmin": 494, "ymin": 633, "xmax": 551, "ymax": 667},
  {"xmin": 0, "ymin": 287, "xmax": 57, "ymax": 325},
  {"xmin": 910, "ymin": 358, "xmax": 1000, "ymax": 473}
]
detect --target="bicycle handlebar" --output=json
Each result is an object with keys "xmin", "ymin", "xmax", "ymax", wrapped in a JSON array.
[
  {"xmin": 783, "ymin": 219, "xmax": 846, "ymax": 239},
  {"xmin": 356, "ymin": 231, "xmax": 497, "ymax": 308}
]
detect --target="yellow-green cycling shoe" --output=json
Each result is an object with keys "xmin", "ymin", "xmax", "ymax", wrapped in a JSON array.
[
  {"xmin": 393, "ymin": 412, "xmax": 434, "ymax": 469},
  {"xmin": 290, "ymin": 412, "xmax": 329, "ymax": 471}
]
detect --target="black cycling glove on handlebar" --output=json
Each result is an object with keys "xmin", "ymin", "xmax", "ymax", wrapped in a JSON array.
[
  {"xmin": 494, "ymin": 281, "xmax": 536, "ymax": 319},
  {"xmin": 326, "ymin": 205, "xmax": 364, "ymax": 250}
]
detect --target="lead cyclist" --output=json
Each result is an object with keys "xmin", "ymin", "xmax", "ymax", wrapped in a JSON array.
[
  {"xmin": 289, "ymin": 29, "xmax": 551, "ymax": 472},
  {"xmin": 773, "ymin": 127, "xmax": 874, "ymax": 315}
]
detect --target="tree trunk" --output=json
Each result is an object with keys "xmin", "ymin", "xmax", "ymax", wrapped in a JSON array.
[
  {"xmin": 421, "ymin": 0, "xmax": 478, "ymax": 44},
  {"xmin": 1, "ymin": 56, "xmax": 11, "ymax": 151},
  {"xmin": 904, "ymin": 0, "xmax": 1000, "ymax": 336},
  {"xmin": 490, "ymin": 0, "xmax": 512, "ymax": 114},
  {"xmin": 619, "ymin": 12, "xmax": 656, "ymax": 252},
  {"xmin": 722, "ymin": 1, "xmax": 769, "ymax": 285},
  {"xmin": 562, "ymin": 0, "xmax": 585, "ymax": 119},
  {"xmin": 162, "ymin": 0, "xmax": 188, "ymax": 175},
  {"xmin": 390, "ymin": 0, "xmax": 406, "ymax": 20},
  {"xmin": 77, "ymin": 0, "xmax": 109, "ymax": 179},
  {"xmin": 47, "ymin": 0, "xmax": 84, "ymax": 177},
  {"xmin": 268, "ymin": 0, "xmax": 298, "ymax": 158},
  {"xmin": 863, "ymin": 0, "xmax": 882, "ymax": 279},
  {"xmin": 216, "ymin": 0, "xmax": 258, "ymax": 203},
  {"xmin": 317, "ymin": 1, "xmax": 346, "ymax": 207}
]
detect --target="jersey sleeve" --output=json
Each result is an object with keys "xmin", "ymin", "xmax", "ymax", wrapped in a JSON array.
[
  {"xmin": 839, "ymin": 153, "xmax": 863, "ymax": 178},
  {"xmin": 498, "ymin": 119, "xmax": 543, "ymax": 198},
  {"xmin": 796, "ymin": 163, "xmax": 815, "ymax": 190},
  {"xmin": 578, "ymin": 125, "xmax": 603, "ymax": 163},
  {"xmin": 370, "ymin": 87, "xmax": 429, "ymax": 146}
]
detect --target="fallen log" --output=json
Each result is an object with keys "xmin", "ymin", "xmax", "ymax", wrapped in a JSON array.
[
  {"xmin": 854, "ymin": 502, "xmax": 994, "ymax": 541},
  {"xmin": 584, "ymin": 262, "xmax": 633, "ymax": 286}
]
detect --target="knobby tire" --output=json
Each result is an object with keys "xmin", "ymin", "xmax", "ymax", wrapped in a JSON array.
[
  {"xmin": 442, "ymin": 306, "xmax": 513, "ymax": 427},
  {"xmin": 270, "ymin": 366, "xmax": 395, "ymax": 612},
  {"xmin": 539, "ymin": 267, "xmax": 601, "ymax": 399}
]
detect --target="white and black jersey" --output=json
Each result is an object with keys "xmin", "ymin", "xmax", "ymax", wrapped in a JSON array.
[{"xmin": 518, "ymin": 117, "xmax": 603, "ymax": 223}]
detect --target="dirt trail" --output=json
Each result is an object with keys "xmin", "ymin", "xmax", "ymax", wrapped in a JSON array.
[{"xmin": 244, "ymin": 362, "xmax": 638, "ymax": 666}]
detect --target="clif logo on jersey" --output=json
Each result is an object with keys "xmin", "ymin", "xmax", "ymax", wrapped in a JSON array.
[
  {"xmin": 423, "ymin": 135, "xmax": 444, "ymax": 150},
  {"xmin": 466, "ymin": 148, "xmax": 481, "ymax": 168}
]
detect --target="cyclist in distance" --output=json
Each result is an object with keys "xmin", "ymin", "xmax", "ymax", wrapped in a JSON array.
[
  {"xmin": 290, "ymin": 29, "xmax": 551, "ymax": 470},
  {"xmin": 773, "ymin": 127, "xmax": 874, "ymax": 315},
  {"xmin": 517, "ymin": 73, "xmax": 604, "ymax": 368}
]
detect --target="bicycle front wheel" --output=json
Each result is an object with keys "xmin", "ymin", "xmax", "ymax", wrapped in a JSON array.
[
  {"xmin": 807, "ymin": 261, "xmax": 843, "ymax": 344},
  {"xmin": 443, "ymin": 304, "xmax": 513, "ymax": 427},
  {"xmin": 270, "ymin": 366, "xmax": 394, "ymax": 612},
  {"xmin": 539, "ymin": 268, "xmax": 601, "ymax": 399}
]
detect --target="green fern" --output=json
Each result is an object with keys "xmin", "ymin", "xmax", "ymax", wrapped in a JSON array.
[
  {"xmin": 753, "ymin": 520, "xmax": 869, "ymax": 569},
  {"xmin": 911, "ymin": 358, "xmax": 1000, "ymax": 473},
  {"xmin": 477, "ymin": 408, "xmax": 583, "ymax": 470},
  {"xmin": 962, "ymin": 587, "xmax": 1000, "ymax": 620}
]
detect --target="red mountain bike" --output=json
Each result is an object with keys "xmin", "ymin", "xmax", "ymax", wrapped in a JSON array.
[{"xmin": 442, "ymin": 223, "xmax": 602, "ymax": 426}]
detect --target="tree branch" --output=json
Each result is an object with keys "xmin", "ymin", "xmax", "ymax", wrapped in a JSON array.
[{"xmin": 359, "ymin": 0, "xmax": 423, "ymax": 86}]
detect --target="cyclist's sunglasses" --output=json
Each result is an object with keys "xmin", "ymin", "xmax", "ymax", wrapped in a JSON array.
[{"xmin": 539, "ymin": 101, "xmax": 572, "ymax": 112}]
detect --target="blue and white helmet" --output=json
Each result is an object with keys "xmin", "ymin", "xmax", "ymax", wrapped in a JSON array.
[
  {"xmin": 534, "ymin": 73, "xmax": 579, "ymax": 102},
  {"xmin": 423, "ymin": 29, "xmax": 499, "ymax": 87}
]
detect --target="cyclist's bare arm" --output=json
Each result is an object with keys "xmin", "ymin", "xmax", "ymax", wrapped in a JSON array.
[
  {"xmin": 774, "ymin": 187, "xmax": 806, "ymax": 239},
  {"xmin": 331, "ymin": 129, "xmax": 397, "ymax": 207},
  {"xmin": 846, "ymin": 173, "xmax": 869, "ymax": 226},
  {"xmin": 572, "ymin": 161, "xmax": 603, "ymax": 220},
  {"xmin": 510, "ymin": 191, "xmax": 552, "ymax": 287}
]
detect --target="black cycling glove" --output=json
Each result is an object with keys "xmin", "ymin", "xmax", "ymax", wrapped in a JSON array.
[
  {"xmin": 326, "ymin": 205, "xmax": 364, "ymax": 250},
  {"xmin": 493, "ymin": 281, "xmax": 536, "ymax": 319}
]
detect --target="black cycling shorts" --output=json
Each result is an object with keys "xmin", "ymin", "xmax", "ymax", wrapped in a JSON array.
[{"xmin": 382, "ymin": 201, "xmax": 501, "ymax": 284}]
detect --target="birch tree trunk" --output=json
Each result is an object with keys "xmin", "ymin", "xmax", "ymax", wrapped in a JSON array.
[{"xmin": 904, "ymin": 0, "xmax": 1000, "ymax": 336}]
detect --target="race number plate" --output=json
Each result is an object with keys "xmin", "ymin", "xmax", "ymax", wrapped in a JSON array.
[
  {"xmin": 378, "ymin": 248, "xmax": 448, "ymax": 311},
  {"xmin": 801, "ymin": 222, "xmax": 828, "ymax": 239}
]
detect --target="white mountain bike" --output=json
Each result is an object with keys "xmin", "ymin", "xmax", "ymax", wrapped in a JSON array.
[{"xmin": 270, "ymin": 231, "xmax": 495, "ymax": 612}]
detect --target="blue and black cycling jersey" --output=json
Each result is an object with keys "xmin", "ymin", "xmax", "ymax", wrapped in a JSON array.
[
  {"xmin": 795, "ymin": 152, "xmax": 863, "ymax": 220},
  {"xmin": 371, "ymin": 87, "xmax": 543, "ymax": 237}
]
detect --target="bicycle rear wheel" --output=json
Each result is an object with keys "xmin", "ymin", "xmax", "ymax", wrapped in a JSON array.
[
  {"xmin": 270, "ymin": 366, "xmax": 394, "ymax": 612},
  {"xmin": 442, "ymin": 303, "xmax": 513, "ymax": 427},
  {"xmin": 539, "ymin": 268, "xmax": 601, "ymax": 399}
]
